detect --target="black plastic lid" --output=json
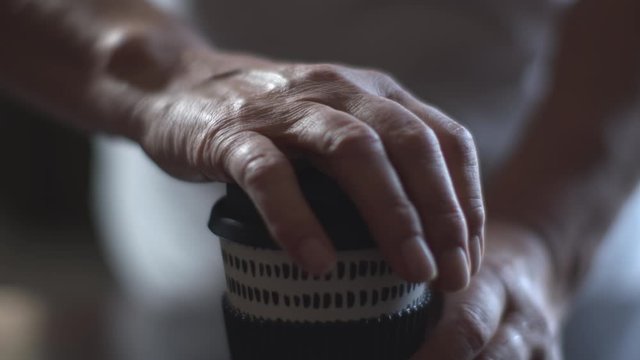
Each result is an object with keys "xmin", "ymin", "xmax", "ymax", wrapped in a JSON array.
[{"xmin": 208, "ymin": 166, "xmax": 376, "ymax": 250}]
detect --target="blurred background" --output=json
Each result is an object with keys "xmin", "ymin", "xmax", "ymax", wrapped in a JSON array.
[{"xmin": 0, "ymin": 95, "xmax": 114, "ymax": 360}]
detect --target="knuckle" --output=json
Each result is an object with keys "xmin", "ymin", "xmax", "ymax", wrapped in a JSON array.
[
  {"xmin": 377, "ymin": 71, "xmax": 398, "ymax": 85},
  {"xmin": 239, "ymin": 151, "xmax": 287, "ymax": 188},
  {"xmin": 376, "ymin": 72, "xmax": 407, "ymax": 97},
  {"xmin": 370, "ymin": 99, "xmax": 395, "ymax": 113},
  {"xmin": 196, "ymin": 128, "xmax": 242, "ymax": 179},
  {"xmin": 299, "ymin": 63, "xmax": 346, "ymax": 83},
  {"xmin": 478, "ymin": 328, "xmax": 525, "ymax": 360},
  {"xmin": 387, "ymin": 125, "xmax": 439, "ymax": 153},
  {"xmin": 290, "ymin": 65, "xmax": 360, "ymax": 107},
  {"xmin": 466, "ymin": 198, "xmax": 486, "ymax": 230},
  {"xmin": 522, "ymin": 310, "xmax": 554, "ymax": 339},
  {"xmin": 362, "ymin": 100, "xmax": 441, "ymax": 152},
  {"xmin": 443, "ymin": 124, "xmax": 479, "ymax": 166},
  {"xmin": 233, "ymin": 97, "xmax": 256, "ymax": 117},
  {"xmin": 323, "ymin": 122, "xmax": 381, "ymax": 157},
  {"xmin": 502, "ymin": 327, "xmax": 527, "ymax": 359},
  {"xmin": 449, "ymin": 123, "xmax": 475, "ymax": 144},
  {"xmin": 353, "ymin": 98, "xmax": 400, "ymax": 121},
  {"xmin": 366, "ymin": 69, "xmax": 397, "ymax": 86},
  {"xmin": 434, "ymin": 208, "xmax": 468, "ymax": 241}
]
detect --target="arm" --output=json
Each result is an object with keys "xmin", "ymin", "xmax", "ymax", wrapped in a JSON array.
[
  {"xmin": 0, "ymin": 1, "xmax": 246, "ymax": 141},
  {"xmin": 416, "ymin": 0, "xmax": 640, "ymax": 358},
  {"xmin": 0, "ymin": 0, "xmax": 485, "ymax": 290},
  {"xmin": 489, "ymin": 0, "xmax": 640, "ymax": 299}
]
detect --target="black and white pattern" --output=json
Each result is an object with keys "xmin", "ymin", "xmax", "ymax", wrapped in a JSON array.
[{"xmin": 220, "ymin": 238, "xmax": 427, "ymax": 322}]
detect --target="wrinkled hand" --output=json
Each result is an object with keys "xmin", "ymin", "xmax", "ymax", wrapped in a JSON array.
[
  {"xmin": 413, "ymin": 222, "xmax": 565, "ymax": 359},
  {"xmin": 130, "ymin": 54, "xmax": 484, "ymax": 289}
]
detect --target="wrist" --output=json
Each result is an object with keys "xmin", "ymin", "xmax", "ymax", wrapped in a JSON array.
[
  {"xmin": 486, "ymin": 162, "xmax": 609, "ymax": 302},
  {"xmin": 484, "ymin": 221, "xmax": 571, "ymax": 319},
  {"xmin": 485, "ymin": 197, "xmax": 580, "ymax": 320},
  {"xmin": 89, "ymin": 22, "xmax": 262, "ymax": 139}
]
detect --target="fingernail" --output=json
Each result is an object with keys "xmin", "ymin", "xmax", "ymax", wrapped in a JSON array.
[
  {"xmin": 297, "ymin": 239, "xmax": 336, "ymax": 275},
  {"xmin": 469, "ymin": 236, "xmax": 482, "ymax": 275},
  {"xmin": 401, "ymin": 238, "xmax": 438, "ymax": 282},
  {"xmin": 440, "ymin": 247, "xmax": 470, "ymax": 290}
]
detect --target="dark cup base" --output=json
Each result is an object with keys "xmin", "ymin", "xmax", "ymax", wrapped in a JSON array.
[{"xmin": 222, "ymin": 292, "xmax": 442, "ymax": 360}]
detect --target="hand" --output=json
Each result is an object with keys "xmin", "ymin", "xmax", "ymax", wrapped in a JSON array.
[
  {"xmin": 413, "ymin": 222, "xmax": 565, "ymax": 359},
  {"xmin": 117, "ymin": 50, "xmax": 484, "ymax": 289}
]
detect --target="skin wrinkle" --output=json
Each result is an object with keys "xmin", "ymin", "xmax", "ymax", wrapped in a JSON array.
[
  {"xmin": 417, "ymin": 223, "xmax": 560, "ymax": 359},
  {"xmin": 194, "ymin": 94, "xmax": 313, "ymax": 182},
  {"xmin": 194, "ymin": 69, "xmax": 244, "ymax": 86},
  {"xmin": 3, "ymin": 0, "xmax": 639, "ymax": 358}
]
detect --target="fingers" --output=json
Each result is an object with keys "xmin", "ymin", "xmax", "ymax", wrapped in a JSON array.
[
  {"xmin": 391, "ymin": 91, "xmax": 485, "ymax": 276},
  {"xmin": 413, "ymin": 266, "xmax": 560, "ymax": 360},
  {"xmin": 290, "ymin": 104, "xmax": 437, "ymax": 282},
  {"xmin": 221, "ymin": 131, "xmax": 336, "ymax": 274},
  {"xmin": 475, "ymin": 324, "xmax": 529, "ymax": 360},
  {"xmin": 476, "ymin": 312, "xmax": 557, "ymax": 360},
  {"xmin": 203, "ymin": 66, "xmax": 483, "ymax": 290},
  {"xmin": 413, "ymin": 271, "xmax": 507, "ymax": 360},
  {"xmin": 349, "ymin": 96, "xmax": 471, "ymax": 290}
]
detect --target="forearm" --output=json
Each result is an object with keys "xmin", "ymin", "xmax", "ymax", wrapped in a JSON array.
[
  {"xmin": 488, "ymin": 0, "xmax": 640, "ymax": 297},
  {"xmin": 0, "ymin": 0, "xmax": 226, "ymax": 138}
]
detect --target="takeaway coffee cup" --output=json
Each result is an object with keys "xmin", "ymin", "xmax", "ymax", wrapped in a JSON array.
[{"xmin": 208, "ymin": 166, "xmax": 441, "ymax": 359}]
